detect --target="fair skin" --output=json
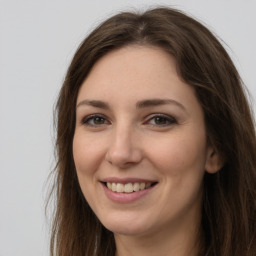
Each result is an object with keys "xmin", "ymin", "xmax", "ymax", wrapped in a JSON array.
[{"xmin": 73, "ymin": 45, "xmax": 221, "ymax": 256}]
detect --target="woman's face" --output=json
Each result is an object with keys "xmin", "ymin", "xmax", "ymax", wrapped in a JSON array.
[{"xmin": 73, "ymin": 46, "xmax": 219, "ymax": 237}]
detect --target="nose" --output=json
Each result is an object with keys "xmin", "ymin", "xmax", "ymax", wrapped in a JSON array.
[{"xmin": 105, "ymin": 125, "xmax": 143, "ymax": 168}]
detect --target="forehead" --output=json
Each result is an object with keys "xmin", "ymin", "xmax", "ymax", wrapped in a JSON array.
[
  {"xmin": 88, "ymin": 45, "xmax": 177, "ymax": 77},
  {"xmin": 76, "ymin": 46, "xmax": 199, "ymax": 111}
]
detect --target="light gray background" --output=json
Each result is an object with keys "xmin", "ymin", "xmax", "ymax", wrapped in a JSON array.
[{"xmin": 1, "ymin": 0, "xmax": 255, "ymax": 255}]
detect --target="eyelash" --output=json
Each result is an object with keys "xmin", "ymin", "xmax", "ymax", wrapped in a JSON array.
[
  {"xmin": 144, "ymin": 114, "xmax": 177, "ymax": 127},
  {"xmin": 81, "ymin": 113, "xmax": 177, "ymax": 128},
  {"xmin": 81, "ymin": 114, "xmax": 110, "ymax": 127}
]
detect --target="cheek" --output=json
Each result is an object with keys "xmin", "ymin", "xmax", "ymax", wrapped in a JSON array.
[
  {"xmin": 72, "ymin": 133, "xmax": 106, "ymax": 207},
  {"xmin": 146, "ymin": 131, "xmax": 207, "ymax": 177},
  {"xmin": 73, "ymin": 132, "xmax": 107, "ymax": 176},
  {"xmin": 150, "ymin": 133, "xmax": 207, "ymax": 208}
]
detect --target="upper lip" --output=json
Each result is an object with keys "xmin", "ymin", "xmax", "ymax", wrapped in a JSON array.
[{"xmin": 101, "ymin": 177, "xmax": 158, "ymax": 184}]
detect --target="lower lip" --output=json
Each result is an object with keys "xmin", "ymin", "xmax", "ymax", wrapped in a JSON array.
[{"xmin": 101, "ymin": 183, "xmax": 156, "ymax": 203}]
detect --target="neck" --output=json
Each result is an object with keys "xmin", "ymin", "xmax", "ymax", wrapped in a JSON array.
[{"xmin": 114, "ymin": 217, "xmax": 201, "ymax": 256}]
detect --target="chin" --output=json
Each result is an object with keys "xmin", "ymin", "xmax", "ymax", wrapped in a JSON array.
[
  {"xmin": 100, "ymin": 214, "xmax": 153, "ymax": 236},
  {"xmin": 106, "ymin": 224, "xmax": 149, "ymax": 237}
]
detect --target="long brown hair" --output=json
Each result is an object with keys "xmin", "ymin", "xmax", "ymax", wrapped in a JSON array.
[{"xmin": 49, "ymin": 7, "xmax": 256, "ymax": 256}]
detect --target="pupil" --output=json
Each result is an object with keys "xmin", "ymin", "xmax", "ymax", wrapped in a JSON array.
[
  {"xmin": 95, "ymin": 117, "xmax": 104, "ymax": 124},
  {"xmin": 155, "ymin": 117, "xmax": 166, "ymax": 124}
]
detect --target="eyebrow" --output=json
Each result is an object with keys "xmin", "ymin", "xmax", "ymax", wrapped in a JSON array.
[
  {"xmin": 136, "ymin": 99, "xmax": 186, "ymax": 111},
  {"xmin": 76, "ymin": 100, "xmax": 110, "ymax": 109},
  {"xmin": 76, "ymin": 98, "xmax": 186, "ymax": 111}
]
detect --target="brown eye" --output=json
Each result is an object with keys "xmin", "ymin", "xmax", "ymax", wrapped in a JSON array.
[
  {"xmin": 82, "ymin": 114, "xmax": 109, "ymax": 126},
  {"xmin": 93, "ymin": 116, "xmax": 105, "ymax": 124},
  {"xmin": 146, "ymin": 114, "xmax": 177, "ymax": 126},
  {"xmin": 154, "ymin": 116, "xmax": 169, "ymax": 125}
]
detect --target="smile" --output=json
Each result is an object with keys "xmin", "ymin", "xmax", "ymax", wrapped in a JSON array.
[
  {"xmin": 105, "ymin": 182, "xmax": 156, "ymax": 193},
  {"xmin": 101, "ymin": 178, "xmax": 158, "ymax": 203}
]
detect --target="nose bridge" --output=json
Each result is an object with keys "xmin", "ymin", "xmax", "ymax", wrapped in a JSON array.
[
  {"xmin": 106, "ymin": 120, "xmax": 142, "ymax": 167},
  {"xmin": 114, "ymin": 122, "xmax": 132, "ymax": 148}
]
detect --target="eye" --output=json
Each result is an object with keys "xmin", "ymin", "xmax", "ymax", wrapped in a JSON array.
[
  {"xmin": 145, "ymin": 114, "xmax": 177, "ymax": 127},
  {"xmin": 81, "ymin": 114, "xmax": 110, "ymax": 127}
]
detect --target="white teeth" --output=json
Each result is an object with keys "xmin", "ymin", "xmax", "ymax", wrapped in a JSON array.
[
  {"xmin": 124, "ymin": 183, "xmax": 133, "ymax": 193},
  {"xmin": 133, "ymin": 182, "xmax": 140, "ymax": 192},
  {"xmin": 116, "ymin": 183, "xmax": 124, "ymax": 192},
  {"xmin": 140, "ymin": 183, "xmax": 145, "ymax": 190},
  {"xmin": 106, "ymin": 182, "xmax": 154, "ymax": 193},
  {"xmin": 112, "ymin": 183, "xmax": 117, "ymax": 192}
]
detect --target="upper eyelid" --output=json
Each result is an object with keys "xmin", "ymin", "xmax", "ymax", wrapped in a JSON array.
[
  {"xmin": 144, "ymin": 113, "xmax": 176, "ymax": 120},
  {"xmin": 83, "ymin": 113, "xmax": 106, "ymax": 118},
  {"xmin": 81, "ymin": 113, "xmax": 110, "ymax": 124},
  {"xmin": 79, "ymin": 112, "xmax": 177, "ymax": 124},
  {"xmin": 143, "ymin": 113, "xmax": 177, "ymax": 125}
]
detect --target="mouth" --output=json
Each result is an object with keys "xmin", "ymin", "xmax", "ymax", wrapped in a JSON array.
[{"xmin": 103, "ymin": 181, "xmax": 158, "ymax": 193}]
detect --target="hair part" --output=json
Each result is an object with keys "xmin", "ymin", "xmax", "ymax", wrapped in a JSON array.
[{"xmin": 49, "ymin": 7, "xmax": 256, "ymax": 256}]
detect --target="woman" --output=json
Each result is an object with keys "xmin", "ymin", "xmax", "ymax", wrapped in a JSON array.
[{"xmin": 50, "ymin": 7, "xmax": 256, "ymax": 256}]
